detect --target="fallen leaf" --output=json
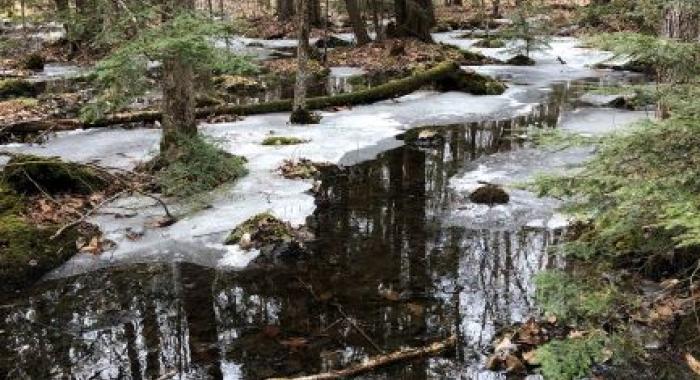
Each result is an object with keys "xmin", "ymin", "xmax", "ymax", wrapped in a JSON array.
[
  {"xmin": 685, "ymin": 353, "xmax": 700, "ymax": 375},
  {"xmin": 568, "ymin": 330, "xmax": 585, "ymax": 339},
  {"xmin": 505, "ymin": 354, "xmax": 526, "ymax": 373},
  {"xmin": 522, "ymin": 349, "xmax": 539, "ymax": 365},
  {"xmin": 495, "ymin": 336, "xmax": 517, "ymax": 354},
  {"xmin": 262, "ymin": 325, "xmax": 280, "ymax": 338}
]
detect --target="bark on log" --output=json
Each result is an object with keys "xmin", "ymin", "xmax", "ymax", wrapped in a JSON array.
[
  {"xmin": 266, "ymin": 335, "xmax": 456, "ymax": 380},
  {"xmin": 2, "ymin": 61, "xmax": 492, "ymax": 134}
]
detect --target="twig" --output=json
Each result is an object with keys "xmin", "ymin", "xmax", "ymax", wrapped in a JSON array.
[
  {"xmin": 21, "ymin": 168, "xmax": 59, "ymax": 204},
  {"xmin": 266, "ymin": 335, "xmax": 457, "ymax": 380},
  {"xmin": 155, "ymin": 370, "xmax": 178, "ymax": 380},
  {"xmin": 332, "ymin": 302, "xmax": 385, "ymax": 354},
  {"xmin": 296, "ymin": 278, "xmax": 384, "ymax": 354},
  {"xmin": 131, "ymin": 189, "xmax": 175, "ymax": 220},
  {"xmin": 50, "ymin": 190, "xmax": 127, "ymax": 240}
]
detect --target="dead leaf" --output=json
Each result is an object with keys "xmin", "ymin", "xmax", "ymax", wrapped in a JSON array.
[
  {"xmin": 80, "ymin": 236, "xmax": 102, "ymax": 255},
  {"xmin": 568, "ymin": 330, "xmax": 585, "ymax": 339},
  {"xmin": 685, "ymin": 353, "xmax": 700, "ymax": 375},
  {"xmin": 495, "ymin": 336, "xmax": 517, "ymax": 354},
  {"xmin": 522, "ymin": 349, "xmax": 539, "ymax": 365},
  {"xmin": 505, "ymin": 354, "xmax": 526, "ymax": 373}
]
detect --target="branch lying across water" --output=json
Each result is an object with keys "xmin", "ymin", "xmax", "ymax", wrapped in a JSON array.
[{"xmin": 266, "ymin": 335, "xmax": 457, "ymax": 380}]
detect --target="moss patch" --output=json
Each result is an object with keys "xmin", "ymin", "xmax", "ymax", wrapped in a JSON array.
[
  {"xmin": 435, "ymin": 70, "xmax": 507, "ymax": 95},
  {"xmin": 261, "ymin": 136, "xmax": 308, "ymax": 146},
  {"xmin": 0, "ymin": 182, "xmax": 81, "ymax": 295},
  {"xmin": 225, "ymin": 212, "xmax": 309, "ymax": 251},
  {"xmin": 277, "ymin": 158, "xmax": 322, "ymax": 180},
  {"xmin": 0, "ymin": 79, "xmax": 40, "ymax": 100},
  {"xmin": 215, "ymin": 75, "xmax": 266, "ymax": 93},
  {"xmin": 2, "ymin": 154, "xmax": 109, "ymax": 196}
]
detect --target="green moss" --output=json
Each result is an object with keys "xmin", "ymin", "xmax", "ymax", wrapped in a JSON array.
[
  {"xmin": 435, "ymin": 70, "xmax": 507, "ymax": 95},
  {"xmin": 0, "ymin": 182, "xmax": 80, "ymax": 295},
  {"xmin": 0, "ymin": 79, "xmax": 39, "ymax": 100},
  {"xmin": 2, "ymin": 154, "xmax": 109, "ymax": 196},
  {"xmin": 261, "ymin": 136, "xmax": 308, "ymax": 146},
  {"xmin": 225, "ymin": 212, "xmax": 294, "ymax": 247},
  {"xmin": 289, "ymin": 108, "xmax": 321, "ymax": 125}
]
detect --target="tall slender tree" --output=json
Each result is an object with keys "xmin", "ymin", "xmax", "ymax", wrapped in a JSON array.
[{"xmin": 290, "ymin": 0, "xmax": 313, "ymax": 123}]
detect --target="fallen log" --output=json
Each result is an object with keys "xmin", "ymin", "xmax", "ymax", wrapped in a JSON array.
[
  {"xmin": 2, "ymin": 61, "xmax": 505, "ymax": 134},
  {"xmin": 266, "ymin": 335, "xmax": 457, "ymax": 380}
]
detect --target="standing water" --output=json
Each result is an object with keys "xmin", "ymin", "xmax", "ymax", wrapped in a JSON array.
[{"xmin": 0, "ymin": 70, "xmax": 652, "ymax": 379}]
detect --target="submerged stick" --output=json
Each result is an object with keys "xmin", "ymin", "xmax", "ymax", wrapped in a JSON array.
[{"xmin": 266, "ymin": 335, "xmax": 457, "ymax": 380}]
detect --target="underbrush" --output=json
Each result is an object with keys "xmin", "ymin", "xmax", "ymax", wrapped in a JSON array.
[{"xmin": 525, "ymin": 31, "xmax": 700, "ymax": 379}]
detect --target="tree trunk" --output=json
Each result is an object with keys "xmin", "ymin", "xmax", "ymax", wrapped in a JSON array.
[
  {"xmin": 278, "ymin": 0, "xmax": 295, "ymax": 22},
  {"xmin": 393, "ymin": 0, "xmax": 434, "ymax": 42},
  {"xmin": 662, "ymin": 2, "xmax": 700, "ymax": 42},
  {"xmin": 54, "ymin": 0, "xmax": 69, "ymax": 13},
  {"xmin": 346, "ymin": 0, "xmax": 371, "ymax": 45},
  {"xmin": 309, "ymin": 0, "xmax": 322, "ymax": 26},
  {"xmin": 160, "ymin": 0, "xmax": 197, "ymax": 157},
  {"xmin": 371, "ymin": 0, "xmax": 384, "ymax": 41},
  {"xmin": 492, "ymin": 0, "xmax": 500, "ymax": 18},
  {"xmin": 291, "ymin": 0, "xmax": 311, "ymax": 123}
]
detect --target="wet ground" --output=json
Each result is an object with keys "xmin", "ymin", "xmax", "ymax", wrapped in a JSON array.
[{"xmin": 0, "ymin": 37, "xmax": 659, "ymax": 379}]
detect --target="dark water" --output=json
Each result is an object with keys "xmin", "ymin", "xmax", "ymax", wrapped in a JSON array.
[{"xmin": 0, "ymin": 79, "xmax": 659, "ymax": 379}]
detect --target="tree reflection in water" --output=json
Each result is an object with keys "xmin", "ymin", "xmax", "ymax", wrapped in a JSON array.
[{"xmin": 1, "ymin": 81, "xmax": 587, "ymax": 379}]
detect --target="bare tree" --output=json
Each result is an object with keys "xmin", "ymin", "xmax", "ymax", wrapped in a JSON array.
[{"xmin": 290, "ymin": 0, "xmax": 314, "ymax": 123}]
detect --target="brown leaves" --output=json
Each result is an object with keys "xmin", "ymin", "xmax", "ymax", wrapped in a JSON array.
[
  {"xmin": 277, "ymin": 158, "xmax": 323, "ymax": 180},
  {"xmin": 685, "ymin": 353, "xmax": 700, "ymax": 376}
]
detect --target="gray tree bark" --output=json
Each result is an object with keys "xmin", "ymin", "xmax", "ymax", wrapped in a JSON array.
[{"xmin": 662, "ymin": 2, "xmax": 699, "ymax": 42}]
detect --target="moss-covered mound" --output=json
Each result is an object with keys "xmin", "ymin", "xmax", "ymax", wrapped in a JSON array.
[
  {"xmin": 0, "ymin": 79, "xmax": 40, "ymax": 100},
  {"xmin": 2, "ymin": 154, "xmax": 109, "ymax": 196},
  {"xmin": 506, "ymin": 55, "xmax": 537, "ymax": 66},
  {"xmin": 0, "ymin": 182, "xmax": 81, "ymax": 295},
  {"xmin": 277, "ymin": 158, "xmax": 322, "ymax": 180},
  {"xmin": 225, "ymin": 212, "xmax": 312, "ymax": 253},
  {"xmin": 473, "ymin": 38, "xmax": 507, "ymax": 48},
  {"xmin": 461, "ymin": 50, "xmax": 503, "ymax": 65},
  {"xmin": 261, "ymin": 136, "xmax": 308, "ymax": 146},
  {"xmin": 314, "ymin": 36, "xmax": 353, "ymax": 49},
  {"xmin": 20, "ymin": 53, "xmax": 45, "ymax": 71},
  {"xmin": 469, "ymin": 184, "xmax": 510, "ymax": 205},
  {"xmin": 215, "ymin": 75, "xmax": 266, "ymax": 93},
  {"xmin": 435, "ymin": 70, "xmax": 507, "ymax": 95},
  {"xmin": 289, "ymin": 108, "xmax": 321, "ymax": 125}
]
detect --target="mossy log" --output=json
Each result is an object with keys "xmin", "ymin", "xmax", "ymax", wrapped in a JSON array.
[
  {"xmin": 2, "ymin": 154, "xmax": 110, "ymax": 195},
  {"xmin": 2, "ymin": 61, "xmax": 505, "ymax": 133}
]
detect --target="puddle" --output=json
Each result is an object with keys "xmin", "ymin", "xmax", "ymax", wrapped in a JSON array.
[{"xmin": 0, "ymin": 68, "xmax": 652, "ymax": 378}]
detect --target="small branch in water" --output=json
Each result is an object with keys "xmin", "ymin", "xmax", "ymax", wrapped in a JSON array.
[
  {"xmin": 266, "ymin": 335, "xmax": 457, "ymax": 380},
  {"xmin": 50, "ymin": 190, "xmax": 127, "ymax": 240}
]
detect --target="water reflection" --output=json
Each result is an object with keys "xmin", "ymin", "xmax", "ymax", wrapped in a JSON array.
[{"xmin": 1, "ymin": 79, "xmax": 606, "ymax": 379}]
